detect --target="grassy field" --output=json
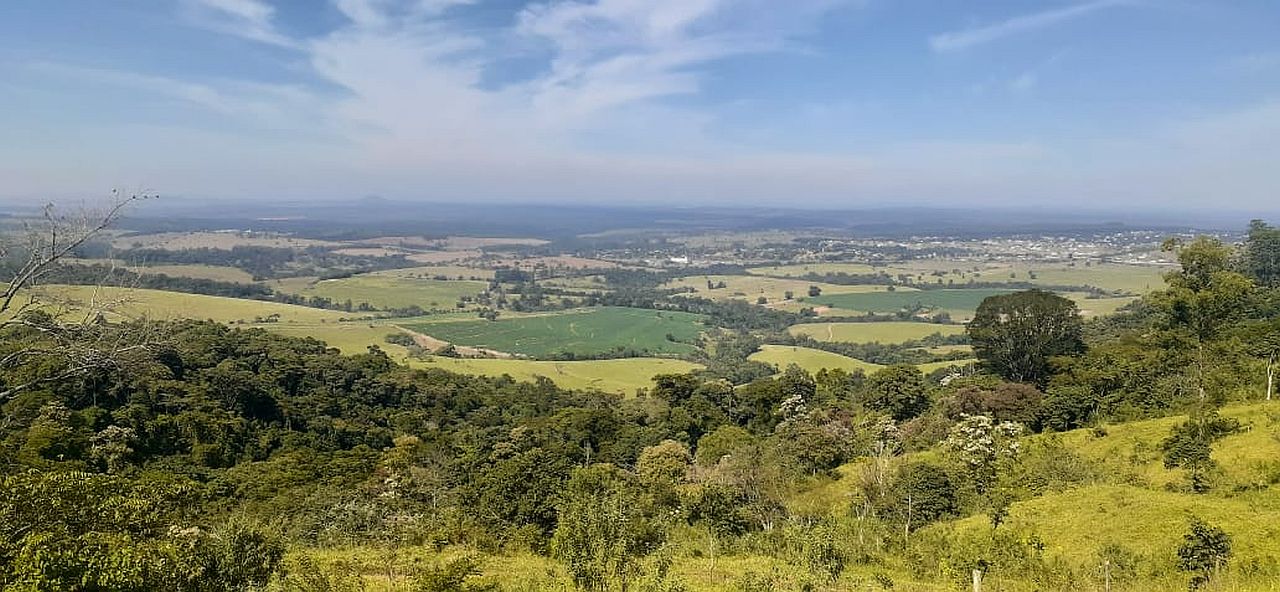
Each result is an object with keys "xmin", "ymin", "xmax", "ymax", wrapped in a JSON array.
[
  {"xmin": 788, "ymin": 321, "xmax": 965, "ymax": 344},
  {"xmin": 135, "ymin": 264, "xmax": 257, "ymax": 283},
  {"xmin": 406, "ymin": 356, "xmax": 702, "ymax": 393},
  {"xmin": 665, "ymin": 274, "xmax": 905, "ymax": 304},
  {"xmin": 367, "ymin": 265, "xmax": 495, "ymax": 280},
  {"xmin": 809, "ymin": 288, "xmax": 1014, "ymax": 320},
  {"xmin": 405, "ymin": 307, "xmax": 705, "ymax": 357},
  {"xmin": 748, "ymin": 345, "xmax": 884, "ymax": 374},
  {"xmin": 751, "ymin": 261, "xmax": 1167, "ymax": 295},
  {"xmin": 23, "ymin": 284, "xmax": 349, "ymax": 324},
  {"xmin": 1067, "ymin": 294, "xmax": 1138, "ymax": 317},
  {"xmin": 271, "ymin": 275, "xmax": 489, "ymax": 310}
]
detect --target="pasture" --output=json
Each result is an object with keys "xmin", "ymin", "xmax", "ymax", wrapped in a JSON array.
[
  {"xmin": 271, "ymin": 274, "xmax": 489, "ymax": 310},
  {"xmin": 752, "ymin": 260, "xmax": 1167, "ymax": 295},
  {"xmin": 788, "ymin": 321, "xmax": 965, "ymax": 344},
  {"xmin": 748, "ymin": 345, "xmax": 884, "ymax": 375},
  {"xmin": 23, "ymin": 285, "xmax": 348, "ymax": 324},
  {"xmin": 665, "ymin": 274, "xmax": 902, "ymax": 304},
  {"xmin": 407, "ymin": 356, "xmax": 702, "ymax": 393},
  {"xmin": 405, "ymin": 307, "xmax": 705, "ymax": 357},
  {"xmin": 135, "ymin": 264, "xmax": 257, "ymax": 283}
]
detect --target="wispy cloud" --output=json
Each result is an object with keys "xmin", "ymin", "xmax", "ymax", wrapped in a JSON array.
[
  {"xmin": 930, "ymin": 0, "xmax": 1124, "ymax": 53},
  {"xmin": 184, "ymin": 0, "xmax": 297, "ymax": 48}
]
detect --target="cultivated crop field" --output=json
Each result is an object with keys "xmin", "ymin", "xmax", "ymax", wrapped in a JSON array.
[
  {"xmin": 406, "ymin": 307, "xmax": 705, "ymax": 357},
  {"xmin": 788, "ymin": 321, "xmax": 966, "ymax": 344},
  {"xmin": 809, "ymin": 288, "xmax": 1014, "ymax": 319}
]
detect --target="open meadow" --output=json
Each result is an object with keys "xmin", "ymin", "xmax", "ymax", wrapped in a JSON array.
[
  {"xmin": 788, "ymin": 321, "xmax": 966, "ymax": 344},
  {"xmin": 665, "ymin": 274, "xmax": 903, "ymax": 304},
  {"xmin": 748, "ymin": 345, "xmax": 884, "ymax": 374},
  {"xmin": 406, "ymin": 356, "xmax": 703, "ymax": 393},
  {"xmin": 271, "ymin": 274, "xmax": 489, "ymax": 310},
  {"xmin": 22, "ymin": 284, "xmax": 349, "ymax": 324}
]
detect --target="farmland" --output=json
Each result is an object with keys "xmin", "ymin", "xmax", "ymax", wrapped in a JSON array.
[
  {"xmin": 405, "ymin": 307, "xmax": 706, "ymax": 357},
  {"xmin": 751, "ymin": 261, "xmax": 1167, "ymax": 295},
  {"xmin": 406, "ymin": 356, "xmax": 703, "ymax": 393},
  {"xmin": 808, "ymin": 288, "xmax": 1015, "ymax": 319},
  {"xmin": 271, "ymin": 274, "xmax": 489, "ymax": 310},
  {"xmin": 787, "ymin": 321, "xmax": 966, "ymax": 344},
  {"xmin": 748, "ymin": 345, "xmax": 883, "ymax": 374},
  {"xmin": 22, "ymin": 284, "xmax": 349, "ymax": 325},
  {"xmin": 665, "ymin": 274, "xmax": 901, "ymax": 303}
]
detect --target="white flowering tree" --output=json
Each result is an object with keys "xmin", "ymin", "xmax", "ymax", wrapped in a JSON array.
[{"xmin": 944, "ymin": 414, "xmax": 1024, "ymax": 528}]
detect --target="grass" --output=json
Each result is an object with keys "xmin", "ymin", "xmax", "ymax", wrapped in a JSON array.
[
  {"xmin": 752, "ymin": 261, "xmax": 1167, "ymax": 296},
  {"xmin": 23, "ymin": 284, "xmax": 349, "ymax": 325},
  {"xmin": 367, "ymin": 265, "xmax": 495, "ymax": 280},
  {"xmin": 405, "ymin": 307, "xmax": 705, "ymax": 357},
  {"xmin": 271, "ymin": 274, "xmax": 489, "ymax": 310},
  {"xmin": 788, "ymin": 321, "xmax": 965, "ymax": 344},
  {"xmin": 748, "ymin": 345, "xmax": 884, "ymax": 374},
  {"xmin": 134, "ymin": 264, "xmax": 257, "ymax": 283},
  {"xmin": 665, "ymin": 275, "xmax": 903, "ymax": 304},
  {"xmin": 406, "ymin": 356, "xmax": 702, "ymax": 393}
]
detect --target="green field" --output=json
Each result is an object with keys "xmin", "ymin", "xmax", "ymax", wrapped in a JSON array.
[
  {"xmin": 405, "ymin": 307, "xmax": 705, "ymax": 357},
  {"xmin": 748, "ymin": 345, "xmax": 884, "ymax": 374},
  {"xmin": 407, "ymin": 356, "xmax": 703, "ymax": 393},
  {"xmin": 810, "ymin": 288, "xmax": 1014, "ymax": 319},
  {"xmin": 272, "ymin": 274, "xmax": 489, "ymax": 310},
  {"xmin": 788, "ymin": 321, "xmax": 965, "ymax": 344}
]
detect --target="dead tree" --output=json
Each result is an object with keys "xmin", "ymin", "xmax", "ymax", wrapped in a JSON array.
[{"xmin": 0, "ymin": 191, "xmax": 163, "ymax": 402}]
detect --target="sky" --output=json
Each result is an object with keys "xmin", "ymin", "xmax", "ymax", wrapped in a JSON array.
[{"xmin": 1, "ymin": 0, "xmax": 1279, "ymax": 210}]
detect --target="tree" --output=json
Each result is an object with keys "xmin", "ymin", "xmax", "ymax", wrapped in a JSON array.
[
  {"xmin": 808, "ymin": 285, "xmax": 821, "ymax": 297},
  {"xmin": 967, "ymin": 289, "xmax": 1084, "ymax": 385},
  {"xmin": 694, "ymin": 425, "xmax": 752, "ymax": 467},
  {"xmin": 863, "ymin": 364, "xmax": 929, "ymax": 420},
  {"xmin": 636, "ymin": 440, "xmax": 691, "ymax": 491},
  {"xmin": 551, "ymin": 466, "xmax": 664, "ymax": 591},
  {"xmin": 880, "ymin": 462, "xmax": 957, "ymax": 534},
  {"xmin": 1177, "ymin": 516, "xmax": 1232, "ymax": 589},
  {"xmin": 1161, "ymin": 411, "xmax": 1240, "ymax": 492},
  {"xmin": 1, "ymin": 193, "xmax": 162, "ymax": 403},
  {"xmin": 1242, "ymin": 219, "xmax": 1280, "ymax": 288},
  {"xmin": 1150, "ymin": 237, "xmax": 1256, "ymax": 401}
]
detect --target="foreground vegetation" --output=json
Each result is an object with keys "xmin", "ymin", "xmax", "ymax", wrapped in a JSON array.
[{"xmin": 2, "ymin": 219, "xmax": 1279, "ymax": 591}]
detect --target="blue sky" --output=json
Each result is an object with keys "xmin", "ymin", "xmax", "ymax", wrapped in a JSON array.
[{"xmin": 2, "ymin": 0, "xmax": 1278, "ymax": 209}]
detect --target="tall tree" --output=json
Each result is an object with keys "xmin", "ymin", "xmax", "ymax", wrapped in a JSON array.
[
  {"xmin": 1243, "ymin": 219, "xmax": 1280, "ymax": 288},
  {"xmin": 967, "ymin": 290, "xmax": 1084, "ymax": 385}
]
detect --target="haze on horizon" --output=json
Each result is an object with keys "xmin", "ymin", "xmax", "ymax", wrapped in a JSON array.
[{"xmin": 2, "ymin": 0, "xmax": 1278, "ymax": 210}]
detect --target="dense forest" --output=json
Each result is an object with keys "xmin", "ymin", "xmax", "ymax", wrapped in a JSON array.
[{"xmin": 1, "ymin": 222, "xmax": 1279, "ymax": 590}]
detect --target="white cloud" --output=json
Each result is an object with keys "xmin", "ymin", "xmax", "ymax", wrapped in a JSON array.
[
  {"xmin": 185, "ymin": 0, "xmax": 297, "ymax": 47},
  {"xmin": 930, "ymin": 0, "xmax": 1124, "ymax": 53}
]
